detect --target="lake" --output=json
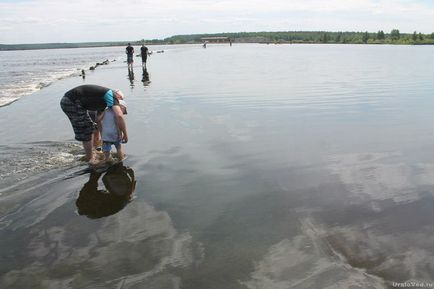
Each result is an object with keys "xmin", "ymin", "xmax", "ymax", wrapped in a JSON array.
[{"xmin": 0, "ymin": 43, "xmax": 434, "ymax": 288}]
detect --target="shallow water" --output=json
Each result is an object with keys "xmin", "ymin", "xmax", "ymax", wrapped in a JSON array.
[
  {"xmin": 1, "ymin": 44, "xmax": 434, "ymax": 288},
  {"xmin": 0, "ymin": 46, "xmax": 128, "ymax": 107}
]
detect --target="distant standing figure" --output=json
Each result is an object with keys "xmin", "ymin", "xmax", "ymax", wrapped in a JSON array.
[
  {"xmin": 60, "ymin": 85, "xmax": 128, "ymax": 165},
  {"xmin": 140, "ymin": 44, "xmax": 149, "ymax": 68},
  {"xmin": 126, "ymin": 43, "xmax": 134, "ymax": 69}
]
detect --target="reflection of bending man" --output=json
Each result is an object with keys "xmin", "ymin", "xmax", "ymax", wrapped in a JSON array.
[{"xmin": 76, "ymin": 163, "xmax": 136, "ymax": 219}]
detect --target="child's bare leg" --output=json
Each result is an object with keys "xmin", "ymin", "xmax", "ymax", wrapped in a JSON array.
[
  {"xmin": 103, "ymin": 151, "xmax": 111, "ymax": 161},
  {"xmin": 101, "ymin": 142, "xmax": 113, "ymax": 162},
  {"xmin": 115, "ymin": 144, "xmax": 124, "ymax": 161}
]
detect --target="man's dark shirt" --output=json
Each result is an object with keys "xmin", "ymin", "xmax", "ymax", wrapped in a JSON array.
[
  {"xmin": 140, "ymin": 46, "xmax": 148, "ymax": 61},
  {"xmin": 141, "ymin": 46, "xmax": 148, "ymax": 55},
  {"xmin": 126, "ymin": 46, "xmax": 134, "ymax": 56},
  {"xmin": 65, "ymin": 85, "xmax": 119, "ymax": 111}
]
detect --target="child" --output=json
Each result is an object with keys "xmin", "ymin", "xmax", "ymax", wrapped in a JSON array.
[{"xmin": 97, "ymin": 100, "xmax": 128, "ymax": 162}]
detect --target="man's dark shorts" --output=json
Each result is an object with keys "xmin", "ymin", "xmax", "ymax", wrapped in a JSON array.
[
  {"xmin": 127, "ymin": 55, "xmax": 134, "ymax": 64},
  {"xmin": 60, "ymin": 95, "xmax": 95, "ymax": 141}
]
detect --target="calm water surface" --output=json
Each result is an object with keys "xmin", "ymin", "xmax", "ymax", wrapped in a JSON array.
[{"xmin": 1, "ymin": 44, "xmax": 434, "ymax": 288}]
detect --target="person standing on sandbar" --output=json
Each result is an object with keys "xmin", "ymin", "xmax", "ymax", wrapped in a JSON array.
[
  {"xmin": 60, "ymin": 85, "xmax": 128, "ymax": 165},
  {"xmin": 140, "ymin": 44, "xmax": 149, "ymax": 68},
  {"xmin": 126, "ymin": 43, "xmax": 134, "ymax": 69}
]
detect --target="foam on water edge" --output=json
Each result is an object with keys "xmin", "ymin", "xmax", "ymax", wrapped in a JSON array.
[{"xmin": 0, "ymin": 141, "xmax": 84, "ymax": 181}]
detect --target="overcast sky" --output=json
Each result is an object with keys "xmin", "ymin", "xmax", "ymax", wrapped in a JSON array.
[{"xmin": 1, "ymin": 0, "xmax": 434, "ymax": 44}]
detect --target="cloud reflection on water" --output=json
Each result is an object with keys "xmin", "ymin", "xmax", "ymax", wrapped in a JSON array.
[
  {"xmin": 1, "ymin": 200, "xmax": 200, "ymax": 289},
  {"xmin": 244, "ymin": 152, "xmax": 434, "ymax": 288}
]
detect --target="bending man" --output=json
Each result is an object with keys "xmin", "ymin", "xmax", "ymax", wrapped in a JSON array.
[{"xmin": 60, "ymin": 84, "xmax": 128, "ymax": 165}]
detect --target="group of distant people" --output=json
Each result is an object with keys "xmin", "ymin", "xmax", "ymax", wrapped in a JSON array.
[{"xmin": 126, "ymin": 43, "xmax": 151, "ymax": 69}]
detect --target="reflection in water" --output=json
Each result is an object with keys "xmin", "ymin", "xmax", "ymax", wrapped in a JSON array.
[
  {"xmin": 4, "ymin": 45, "xmax": 434, "ymax": 288},
  {"xmin": 0, "ymin": 163, "xmax": 201, "ymax": 289},
  {"xmin": 127, "ymin": 67, "xmax": 134, "ymax": 88},
  {"xmin": 243, "ymin": 218, "xmax": 387, "ymax": 289},
  {"xmin": 142, "ymin": 67, "xmax": 150, "ymax": 87},
  {"xmin": 76, "ymin": 163, "xmax": 136, "ymax": 219}
]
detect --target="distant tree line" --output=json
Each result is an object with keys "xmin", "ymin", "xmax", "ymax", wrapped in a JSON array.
[
  {"xmin": 161, "ymin": 30, "xmax": 434, "ymax": 45},
  {"xmin": 2, "ymin": 29, "xmax": 434, "ymax": 50}
]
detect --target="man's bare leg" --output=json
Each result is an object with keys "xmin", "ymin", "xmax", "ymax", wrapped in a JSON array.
[{"xmin": 83, "ymin": 137, "xmax": 95, "ymax": 163}]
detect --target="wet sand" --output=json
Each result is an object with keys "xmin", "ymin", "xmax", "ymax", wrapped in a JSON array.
[{"xmin": 1, "ymin": 44, "xmax": 434, "ymax": 288}]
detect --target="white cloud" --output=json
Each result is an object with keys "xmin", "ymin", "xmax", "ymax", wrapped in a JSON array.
[{"xmin": 1, "ymin": 0, "xmax": 434, "ymax": 43}]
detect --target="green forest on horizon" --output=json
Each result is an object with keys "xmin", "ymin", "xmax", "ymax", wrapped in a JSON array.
[
  {"xmin": 1, "ymin": 29, "xmax": 434, "ymax": 50},
  {"xmin": 162, "ymin": 30, "xmax": 434, "ymax": 45}
]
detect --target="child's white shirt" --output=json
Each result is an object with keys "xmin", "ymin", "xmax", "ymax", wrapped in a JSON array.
[{"xmin": 101, "ymin": 108, "xmax": 120, "ymax": 142}]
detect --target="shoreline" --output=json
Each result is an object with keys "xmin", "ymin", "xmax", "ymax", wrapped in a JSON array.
[
  {"xmin": 0, "ymin": 56, "xmax": 119, "ymax": 108},
  {"xmin": 3, "ymin": 29, "xmax": 434, "ymax": 50},
  {"xmin": 2, "ymin": 41, "xmax": 434, "ymax": 51}
]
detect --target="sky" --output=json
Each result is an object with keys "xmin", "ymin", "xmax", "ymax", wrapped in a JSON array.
[{"xmin": 1, "ymin": 0, "xmax": 434, "ymax": 44}]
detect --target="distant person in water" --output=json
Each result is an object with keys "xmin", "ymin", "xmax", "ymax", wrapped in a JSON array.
[
  {"xmin": 140, "ymin": 44, "xmax": 149, "ymax": 68},
  {"xmin": 126, "ymin": 43, "xmax": 134, "ymax": 69},
  {"xmin": 97, "ymin": 99, "xmax": 128, "ymax": 162},
  {"xmin": 60, "ymin": 85, "xmax": 128, "ymax": 165}
]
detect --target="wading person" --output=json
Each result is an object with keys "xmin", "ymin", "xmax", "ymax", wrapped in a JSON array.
[
  {"xmin": 140, "ymin": 44, "xmax": 149, "ymax": 68},
  {"xmin": 60, "ymin": 84, "xmax": 128, "ymax": 165},
  {"xmin": 126, "ymin": 43, "xmax": 134, "ymax": 69}
]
